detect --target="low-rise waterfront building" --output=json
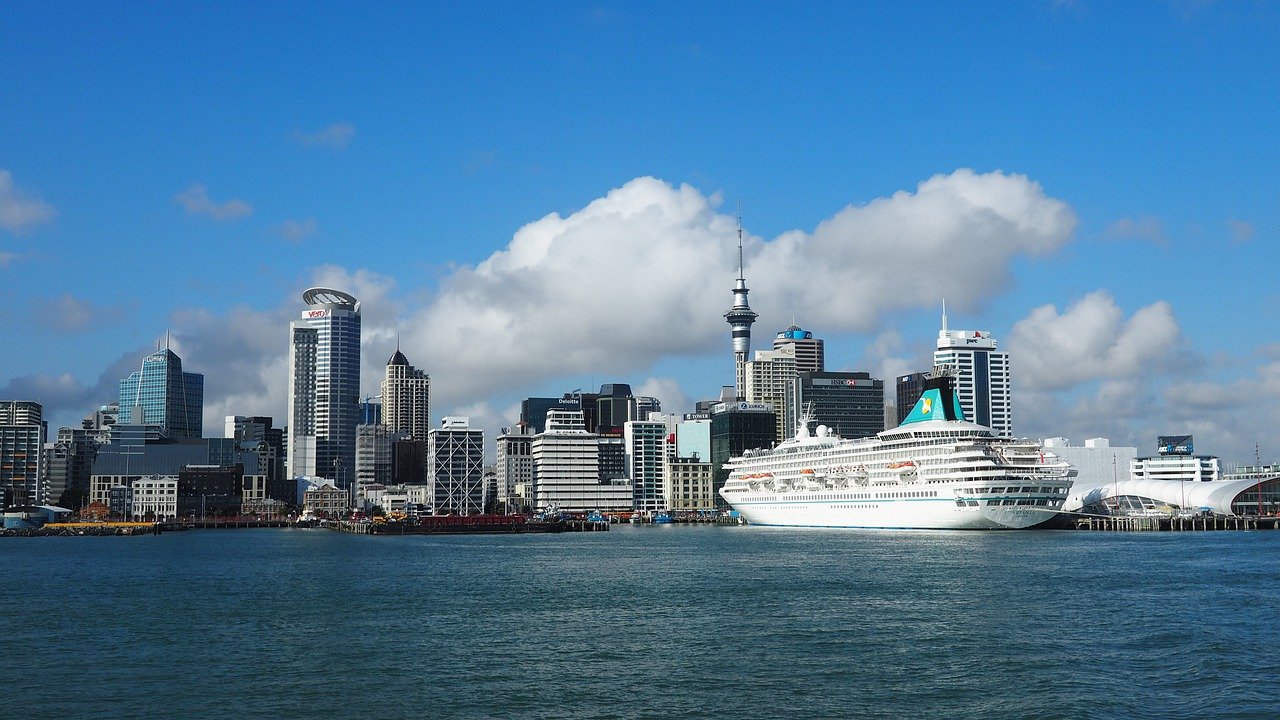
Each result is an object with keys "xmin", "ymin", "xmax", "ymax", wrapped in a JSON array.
[
  {"xmin": 304, "ymin": 483, "xmax": 348, "ymax": 518},
  {"xmin": 129, "ymin": 475, "xmax": 178, "ymax": 521},
  {"xmin": 664, "ymin": 456, "xmax": 715, "ymax": 511}
]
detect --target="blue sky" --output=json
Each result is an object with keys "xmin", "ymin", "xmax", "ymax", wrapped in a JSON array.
[{"xmin": 2, "ymin": 2, "xmax": 1278, "ymax": 462}]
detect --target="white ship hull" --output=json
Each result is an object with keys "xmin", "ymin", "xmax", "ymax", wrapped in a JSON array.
[{"xmin": 730, "ymin": 491, "xmax": 1060, "ymax": 530}]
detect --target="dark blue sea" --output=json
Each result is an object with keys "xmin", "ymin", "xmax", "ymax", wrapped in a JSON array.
[{"xmin": 3, "ymin": 525, "xmax": 1279, "ymax": 719}]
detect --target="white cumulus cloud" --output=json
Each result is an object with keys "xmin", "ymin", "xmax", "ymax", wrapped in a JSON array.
[
  {"xmin": 751, "ymin": 169, "xmax": 1076, "ymax": 331},
  {"xmin": 1008, "ymin": 291, "xmax": 1182, "ymax": 392}
]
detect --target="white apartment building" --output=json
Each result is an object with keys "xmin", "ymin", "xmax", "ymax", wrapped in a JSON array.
[{"xmin": 625, "ymin": 420, "xmax": 668, "ymax": 512}]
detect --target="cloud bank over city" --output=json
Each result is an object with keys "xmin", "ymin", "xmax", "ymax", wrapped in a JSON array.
[
  {"xmin": 3, "ymin": 166, "xmax": 1273, "ymax": 462},
  {"xmin": 150, "ymin": 169, "xmax": 1097, "ymax": 444}
]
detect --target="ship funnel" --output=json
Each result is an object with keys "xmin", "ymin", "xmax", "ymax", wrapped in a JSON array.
[{"xmin": 900, "ymin": 374, "xmax": 965, "ymax": 426}]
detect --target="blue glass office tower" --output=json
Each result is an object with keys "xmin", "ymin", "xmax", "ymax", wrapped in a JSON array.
[{"xmin": 118, "ymin": 348, "xmax": 204, "ymax": 439}]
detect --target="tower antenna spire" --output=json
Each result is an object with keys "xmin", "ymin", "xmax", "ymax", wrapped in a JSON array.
[
  {"xmin": 736, "ymin": 199, "xmax": 745, "ymax": 281},
  {"xmin": 941, "ymin": 300, "xmax": 949, "ymax": 335}
]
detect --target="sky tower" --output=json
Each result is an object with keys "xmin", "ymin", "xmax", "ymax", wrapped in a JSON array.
[{"xmin": 724, "ymin": 206, "xmax": 758, "ymax": 400}]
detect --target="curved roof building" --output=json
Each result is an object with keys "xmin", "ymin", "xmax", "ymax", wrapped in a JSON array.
[{"xmin": 1066, "ymin": 476, "xmax": 1279, "ymax": 516}]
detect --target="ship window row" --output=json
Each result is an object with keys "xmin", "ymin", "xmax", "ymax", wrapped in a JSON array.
[{"xmin": 957, "ymin": 486, "xmax": 1064, "ymax": 495}]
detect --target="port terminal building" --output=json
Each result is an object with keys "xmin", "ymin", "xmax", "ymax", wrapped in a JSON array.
[{"xmin": 1049, "ymin": 436, "xmax": 1280, "ymax": 517}]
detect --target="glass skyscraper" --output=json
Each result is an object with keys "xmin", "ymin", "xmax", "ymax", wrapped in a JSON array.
[
  {"xmin": 117, "ymin": 348, "xmax": 204, "ymax": 439},
  {"xmin": 287, "ymin": 288, "xmax": 361, "ymax": 491}
]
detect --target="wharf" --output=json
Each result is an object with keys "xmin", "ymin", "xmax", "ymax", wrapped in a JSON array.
[
  {"xmin": 326, "ymin": 515, "xmax": 610, "ymax": 535},
  {"xmin": 4, "ymin": 522, "xmax": 161, "ymax": 537},
  {"xmin": 168, "ymin": 519, "xmax": 293, "ymax": 530},
  {"xmin": 1069, "ymin": 515, "xmax": 1280, "ymax": 532}
]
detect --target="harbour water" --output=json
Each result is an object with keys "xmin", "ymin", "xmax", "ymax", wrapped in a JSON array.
[{"xmin": 4, "ymin": 526, "xmax": 1279, "ymax": 719}]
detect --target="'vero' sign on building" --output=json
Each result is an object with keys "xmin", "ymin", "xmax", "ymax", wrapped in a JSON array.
[{"xmin": 302, "ymin": 309, "xmax": 330, "ymax": 319}]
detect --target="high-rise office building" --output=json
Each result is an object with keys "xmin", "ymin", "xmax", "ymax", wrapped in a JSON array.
[
  {"xmin": 392, "ymin": 439, "xmax": 426, "ymax": 485},
  {"xmin": 356, "ymin": 423, "xmax": 400, "ymax": 494},
  {"xmin": 675, "ymin": 416, "xmax": 712, "ymax": 462},
  {"xmin": 773, "ymin": 324, "xmax": 824, "ymax": 373},
  {"xmin": 531, "ymin": 409, "xmax": 631, "ymax": 512},
  {"xmin": 636, "ymin": 396, "xmax": 661, "ymax": 420},
  {"xmin": 224, "ymin": 416, "xmax": 287, "ymax": 504},
  {"xmin": 597, "ymin": 433, "xmax": 626, "ymax": 483},
  {"xmin": 520, "ymin": 395, "xmax": 582, "ymax": 434},
  {"xmin": 427, "ymin": 417, "xmax": 485, "ymax": 515},
  {"xmin": 1, "ymin": 401, "xmax": 47, "ymax": 506},
  {"xmin": 895, "ymin": 372, "xmax": 928, "ymax": 427},
  {"xmin": 933, "ymin": 310, "xmax": 1011, "ymax": 437},
  {"xmin": 791, "ymin": 371, "xmax": 885, "ymax": 439},
  {"xmin": 709, "ymin": 402, "xmax": 775, "ymax": 508},
  {"xmin": 723, "ymin": 213, "xmax": 758, "ymax": 400},
  {"xmin": 118, "ymin": 347, "xmax": 204, "ymax": 439},
  {"xmin": 382, "ymin": 349, "xmax": 430, "ymax": 442},
  {"xmin": 46, "ymin": 426, "xmax": 101, "ymax": 509},
  {"xmin": 744, "ymin": 344, "xmax": 796, "ymax": 444},
  {"xmin": 287, "ymin": 287, "xmax": 362, "ymax": 489},
  {"xmin": 595, "ymin": 383, "xmax": 637, "ymax": 434}
]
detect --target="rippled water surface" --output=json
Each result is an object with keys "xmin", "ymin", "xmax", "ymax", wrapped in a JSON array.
[{"xmin": 3, "ymin": 526, "xmax": 1279, "ymax": 719}]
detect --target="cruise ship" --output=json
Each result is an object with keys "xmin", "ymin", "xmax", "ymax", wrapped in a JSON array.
[{"xmin": 719, "ymin": 372, "xmax": 1073, "ymax": 529}]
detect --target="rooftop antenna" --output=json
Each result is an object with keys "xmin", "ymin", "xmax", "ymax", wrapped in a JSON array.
[
  {"xmin": 941, "ymin": 300, "xmax": 949, "ymax": 335},
  {"xmin": 736, "ymin": 199, "xmax": 745, "ymax": 281}
]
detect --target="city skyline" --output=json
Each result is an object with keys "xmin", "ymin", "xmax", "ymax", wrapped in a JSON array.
[{"xmin": 2, "ymin": 3, "xmax": 1278, "ymax": 463}]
